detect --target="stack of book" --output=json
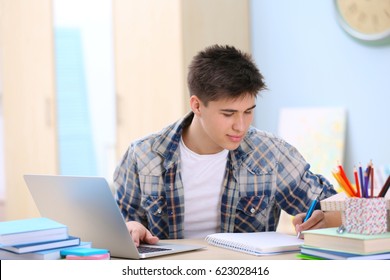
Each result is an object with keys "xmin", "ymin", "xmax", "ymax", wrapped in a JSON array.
[
  {"xmin": 0, "ymin": 217, "xmax": 91, "ymax": 260},
  {"xmin": 298, "ymin": 227, "xmax": 390, "ymax": 260}
]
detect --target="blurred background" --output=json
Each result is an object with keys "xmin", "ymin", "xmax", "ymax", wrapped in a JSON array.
[{"xmin": 1, "ymin": 0, "xmax": 389, "ymax": 221}]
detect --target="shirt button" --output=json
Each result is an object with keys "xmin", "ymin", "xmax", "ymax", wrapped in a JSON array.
[
  {"xmin": 250, "ymin": 208, "xmax": 256, "ymax": 214},
  {"xmin": 157, "ymin": 209, "xmax": 162, "ymax": 214}
]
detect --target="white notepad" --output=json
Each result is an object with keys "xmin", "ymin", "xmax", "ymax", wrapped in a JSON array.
[{"xmin": 205, "ymin": 232, "xmax": 303, "ymax": 256}]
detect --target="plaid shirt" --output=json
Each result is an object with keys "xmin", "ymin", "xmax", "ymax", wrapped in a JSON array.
[{"xmin": 114, "ymin": 112, "xmax": 337, "ymax": 239}]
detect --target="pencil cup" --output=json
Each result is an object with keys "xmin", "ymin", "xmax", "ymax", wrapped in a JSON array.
[{"xmin": 343, "ymin": 197, "xmax": 388, "ymax": 235}]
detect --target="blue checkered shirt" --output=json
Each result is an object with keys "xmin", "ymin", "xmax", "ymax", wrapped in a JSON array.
[{"xmin": 114, "ymin": 112, "xmax": 337, "ymax": 239}]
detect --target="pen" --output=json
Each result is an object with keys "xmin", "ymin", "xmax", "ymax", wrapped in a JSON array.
[{"xmin": 297, "ymin": 189, "xmax": 324, "ymax": 238}]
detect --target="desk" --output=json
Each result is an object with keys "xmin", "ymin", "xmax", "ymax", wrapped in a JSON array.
[{"xmin": 148, "ymin": 239, "xmax": 298, "ymax": 260}]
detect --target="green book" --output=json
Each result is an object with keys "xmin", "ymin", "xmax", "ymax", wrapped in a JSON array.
[
  {"xmin": 302, "ymin": 227, "xmax": 390, "ymax": 255},
  {"xmin": 296, "ymin": 253, "xmax": 324, "ymax": 260}
]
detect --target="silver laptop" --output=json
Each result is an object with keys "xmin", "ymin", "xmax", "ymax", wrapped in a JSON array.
[{"xmin": 24, "ymin": 174, "xmax": 204, "ymax": 259}]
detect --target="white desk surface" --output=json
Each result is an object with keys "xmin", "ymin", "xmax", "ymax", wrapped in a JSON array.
[{"xmin": 144, "ymin": 238, "xmax": 298, "ymax": 260}]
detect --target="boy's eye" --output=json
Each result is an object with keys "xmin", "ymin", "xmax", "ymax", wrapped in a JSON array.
[
  {"xmin": 222, "ymin": 113, "xmax": 234, "ymax": 117},
  {"xmin": 245, "ymin": 110, "xmax": 253, "ymax": 115}
]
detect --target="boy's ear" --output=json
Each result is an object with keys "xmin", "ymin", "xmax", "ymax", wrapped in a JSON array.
[{"xmin": 189, "ymin": 95, "xmax": 202, "ymax": 115}]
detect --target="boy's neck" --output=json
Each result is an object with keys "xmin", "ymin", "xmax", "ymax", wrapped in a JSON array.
[{"xmin": 182, "ymin": 116, "xmax": 224, "ymax": 155}]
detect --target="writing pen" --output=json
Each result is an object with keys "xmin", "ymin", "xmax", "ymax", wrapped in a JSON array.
[{"xmin": 296, "ymin": 188, "xmax": 324, "ymax": 239}]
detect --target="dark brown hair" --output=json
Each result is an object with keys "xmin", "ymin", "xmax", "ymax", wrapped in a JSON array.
[{"xmin": 187, "ymin": 45, "xmax": 266, "ymax": 105}]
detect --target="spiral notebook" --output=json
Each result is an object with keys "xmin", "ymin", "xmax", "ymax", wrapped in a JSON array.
[{"xmin": 205, "ymin": 232, "xmax": 303, "ymax": 256}]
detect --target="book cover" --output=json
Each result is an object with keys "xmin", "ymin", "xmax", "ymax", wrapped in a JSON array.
[
  {"xmin": 205, "ymin": 231, "xmax": 304, "ymax": 256},
  {"xmin": 0, "ymin": 241, "xmax": 92, "ymax": 260},
  {"xmin": 302, "ymin": 227, "xmax": 390, "ymax": 254},
  {"xmin": 295, "ymin": 253, "xmax": 324, "ymax": 260},
  {"xmin": 60, "ymin": 248, "xmax": 110, "ymax": 260},
  {"xmin": 60, "ymin": 247, "xmax": 109, "ymax": 257},
  {"xmin": 1, "ymin": 236, "xmax": 80, "ymax": 254},
  {"xmin": 64, "ymin": 253, "xmax": 110, "ymax": 260},
  {"xmin": 0, "ymin": 217, "xmax": 68, "ymax": 246},
  {"xmin": 300, "ymin": 246, "xmax": 390, "ymax": 260}
]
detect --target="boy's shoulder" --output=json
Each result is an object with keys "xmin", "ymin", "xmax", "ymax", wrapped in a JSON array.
[
  {"xmin": 129, "ymin": 118, "xmax": 183, "ymax": 156},
  {"xmin": 131, "ymin": 113, "xmax": 191, "ymax": 150},
  {"xmin": 246, "ymin": 126, "xmax": 286, "ymax": 145}
]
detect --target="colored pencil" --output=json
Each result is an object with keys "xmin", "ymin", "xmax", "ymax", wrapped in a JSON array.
[
  {"xmin": 370, "ymin": 164, "xmax": 374, "ymax": 198},
  {"xmin": 353, "ymin": 166, "xmax": 361, "ymax": 197},
  {"xmin": 363, "ymin": 165, "xmax": 371, "ymax": 198},
  {"xmin": 378, "ymin": 175, "xmax": 390, "ymax": 197},
  {"xmin": 332, "ymin": 168, "xmax": 354, "ymax": 197},
  {"xmin": 358, "ymin": 164, "xmax": 364, "ymax": 198},
  {"xmin": 338, "ymin": 164, "xmax": 357, "ymax": 196}
]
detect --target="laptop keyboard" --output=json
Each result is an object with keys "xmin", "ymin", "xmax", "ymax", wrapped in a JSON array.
[{"xmin": 138, "ymin": 246, "xmax": 173, "ymax": 254}]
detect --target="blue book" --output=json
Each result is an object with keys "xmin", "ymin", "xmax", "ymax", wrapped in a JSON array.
[
  {"xmin": 1, "ymin": 236, "xmax": 80, "ymax": 254},
  {"xmin": 0, "ymin": 241, "xmax": 92, "ymax": 260},
  {"xmin": 0, "ymin": 217, "xmax": 68, "ymax": 246}
]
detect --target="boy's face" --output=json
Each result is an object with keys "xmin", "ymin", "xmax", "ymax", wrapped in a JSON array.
[{"xmin": 194, "ymin": 94, "xmax": 256, "ymax": 153}]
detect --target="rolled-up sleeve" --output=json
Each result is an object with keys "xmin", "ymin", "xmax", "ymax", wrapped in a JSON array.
[{"xmin": 273, "ymin": 140, "xmax": 337, "ymax": 215}]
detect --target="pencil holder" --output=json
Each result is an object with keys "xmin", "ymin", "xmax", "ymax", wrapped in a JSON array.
[
  {"xmin": 320, "ymin": 193, "xmax": 390, "ymax": 235},
  {"xmin": 342, "ymin": 197, "xmax": 389, "ymax": 235}
]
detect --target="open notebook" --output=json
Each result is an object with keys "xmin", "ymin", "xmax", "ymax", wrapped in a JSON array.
[{"xmin": 205, "ymin": 232, "xmax": 303, "ymax": 256}]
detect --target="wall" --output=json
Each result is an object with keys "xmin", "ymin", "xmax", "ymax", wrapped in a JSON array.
[
  {"xmin": 0, "ymin": 20, "xmax": 4, "ymax": 219},
  {"xmin": 251, "ymin": 1, "xmax": 390, "ymax": 180},
  {"xmin": 0, "ymin": 19, "xmax": 4, "ymax": 202},
  {"xmin": 1, "ymin": 0, "xmax": 58, "ymax": 220}
]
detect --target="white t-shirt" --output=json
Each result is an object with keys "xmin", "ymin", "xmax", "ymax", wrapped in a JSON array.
[{"xmin": 179, "ymin": 137, "xmax": 228, "ymax": 238}]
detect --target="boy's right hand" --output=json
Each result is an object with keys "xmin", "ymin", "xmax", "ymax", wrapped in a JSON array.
[{"xmin": 125, "ymin": 221, "xmax": 160, "ymax": 247}]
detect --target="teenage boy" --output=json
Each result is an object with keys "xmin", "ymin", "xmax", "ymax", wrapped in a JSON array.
[{"xmin": 114, "ymin": 45, "xmax": 341, "ymax": 246}]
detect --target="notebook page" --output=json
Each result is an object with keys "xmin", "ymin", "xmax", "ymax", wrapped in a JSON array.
[{"xmin": 205, "ymin": 232, "xmax": 304, "ymax": 256}]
